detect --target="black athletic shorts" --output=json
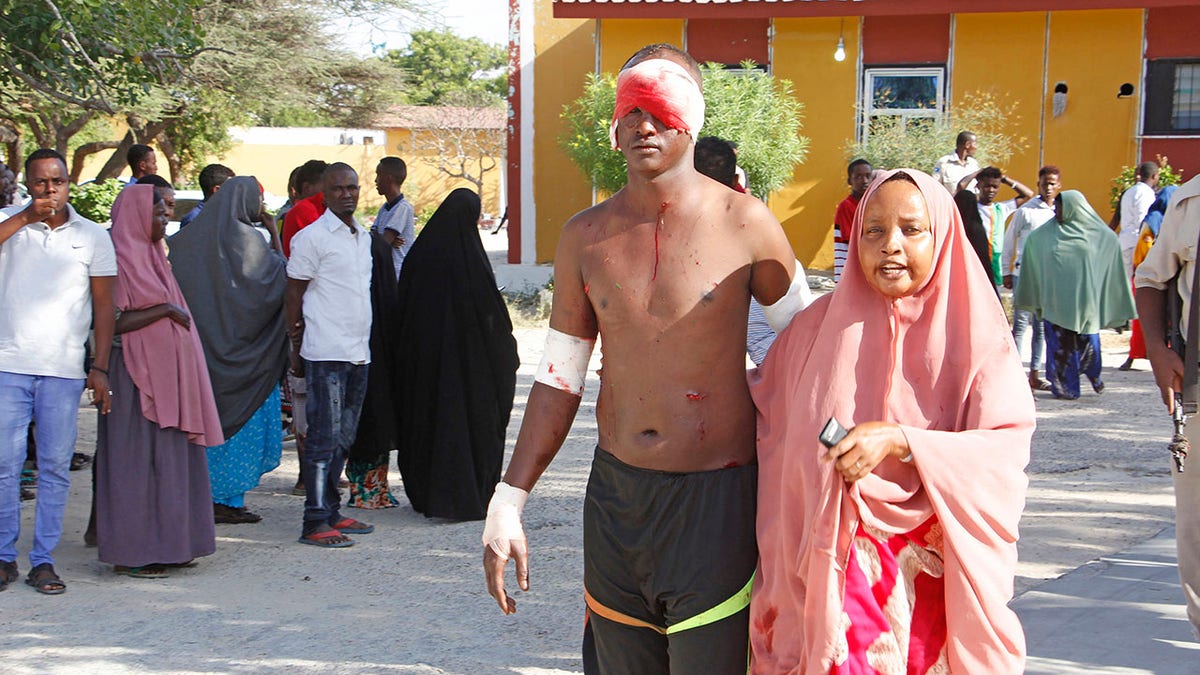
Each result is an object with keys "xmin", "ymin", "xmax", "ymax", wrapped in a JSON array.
[{"xmin": 582, "ymin": 447, "xmax": 757, "ymax": 675}]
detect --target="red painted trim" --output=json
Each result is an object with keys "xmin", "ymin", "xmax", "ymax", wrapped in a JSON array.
[
  {"xmin": 686, "ymin": 18, "xmax": 770, "ymax": 66},
  {"xmin": 554, "ymin": 0, "xmax": 1192, "ymax": 20},
  {"xmin": 1146, "ymin": 6, "xmax": 1200, "ymax": 59},
  {"xmin": 507, "ymin": 0, "xmax": 521, "ymax": 264},
  {"xmin": 863, "ymin": 14, "xmax": 949, "ymax": 64},
  {"xmin": 1142, "ymin": 138, "xmax": 1200, "ymax": 182}
]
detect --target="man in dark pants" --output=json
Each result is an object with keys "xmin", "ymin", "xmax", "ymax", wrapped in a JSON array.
[{"xmin": 285, "ymin": 163, "xmax": 375, "ymax": 548}]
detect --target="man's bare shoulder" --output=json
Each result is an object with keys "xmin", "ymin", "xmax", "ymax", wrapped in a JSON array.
[{"xmin": 561, "ymin": 199, "xmax": 620, "ymax": 240}]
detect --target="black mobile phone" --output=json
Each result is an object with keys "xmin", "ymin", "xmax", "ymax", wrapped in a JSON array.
[{"xmin": 818, "ymin": 417, "xmax": 849, "ymax": 449}]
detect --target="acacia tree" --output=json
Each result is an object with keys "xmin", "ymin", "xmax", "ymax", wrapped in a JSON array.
[
  {"xmin": 399, "ymin": 105, "xmax": 505, "ymax": 206},
  {"xmin": 385, "ymin": 29, "xmax": 505, "ymax": 106},
  {"xmin": 560, "ymin": 63, "xmax": 808, "ymax": 200}
]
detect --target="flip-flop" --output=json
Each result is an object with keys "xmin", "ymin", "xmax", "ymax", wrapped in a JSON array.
[
  {"xmin": 114, "ymin": 565, "xmax": 170, "ymax": 579},
  {"xmin": 25, "ymin": 563, "xmax": 66, "ymax": 595},
  {"xmin": 161, "ymin": 560, "xmax": 198, "ymax": 569},
  {"xmin": 330, "ymin": 517, "xmax": 374, "ymax": 534},
  {"xmin": 0, "ymin": 560, "xmax": 17, "ymax": 592},
  {"xmin": 298, "ymin": 529, "xmax": 354, "ymax": 548}
]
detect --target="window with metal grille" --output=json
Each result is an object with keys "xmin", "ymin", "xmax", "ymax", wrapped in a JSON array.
[{"xmin": 1144, "ymin": 60, "xmax": 1200, "ymax": 135}]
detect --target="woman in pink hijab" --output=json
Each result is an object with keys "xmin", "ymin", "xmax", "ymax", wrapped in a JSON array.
[
  {"xmin": 749, "ymin": 170, "xmax": 1034, "ymax": 673},
  {"xmin": 93, "ymin": 185, "xmax": 223, "ymax": 579}
]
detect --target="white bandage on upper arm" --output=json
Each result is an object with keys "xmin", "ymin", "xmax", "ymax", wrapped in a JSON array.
[
  {"xmin": 761, "ymin": 260, "xmax": 813, "ymax": 333},
  {"xmin": 534, "ymin": 328, "xmax": 596, "ymax": 396}
]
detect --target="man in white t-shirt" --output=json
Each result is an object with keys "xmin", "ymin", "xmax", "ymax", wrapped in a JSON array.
[
  {"xmin": 933, "ymin": 130, "xmax": 979, "ymax": 194},
  {"xmin": 1002, "ymin": 165, "xmax": 1063, "ymax": 391},
  {"xmin": 285, "ymin": 162, "xmax": 374, "ymax": 549},
  {"xmin": 0, "ymin": 149, "xmax": 116, "ymax": 594},
  {"xmin": 1118, "ymin": 161, "xmax": 1160, "ymax": 278}
]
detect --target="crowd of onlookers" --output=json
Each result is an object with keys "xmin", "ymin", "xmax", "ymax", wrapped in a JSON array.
[{"xmin": 0, "ymin": 145, "xmax": 518, "ymax": 592}]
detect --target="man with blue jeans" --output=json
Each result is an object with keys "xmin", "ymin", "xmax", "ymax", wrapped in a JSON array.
[
  {"xmin": 1003, "ymin": 165, "xmax": 1063, "ymax": 391},
  {"xmin": 285, "ymin": 162, "xmax": 374, "ymax": 548},
  {"xmin": 0, "ymin": 149, "xmax": 115, "ymax": 592}
]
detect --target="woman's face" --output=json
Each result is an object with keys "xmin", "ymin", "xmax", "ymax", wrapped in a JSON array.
[
  {"xmin": 858, "ymin": 179, "xmax": 935, "ymax": 298},
  {"xmin": 151, "ymin": 199, "xmax": 170, "ymax": 242}
]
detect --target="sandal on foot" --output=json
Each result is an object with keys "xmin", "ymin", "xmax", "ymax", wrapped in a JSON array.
[
  {"xmin": 25, "ymin": 563, "xmax": 65, "ymax": 594},
  {"xmin": 0, "ymin": 560, "xmax": 17, "ymax": 591},
  {"xmin": 330, "ymin": 517, "xmax": 374, "ymax": 534},
  {"xmin": 213, "ymin": 503, "xmax": 263, "ymax": 524},
  {"xmin": 69, "ymin": 453, "xmax": 92, "ymax": 471},
  {"xmin": 114, "ymin": 565, "xmax": 170, "ymax": 579},
  {"xmin": 162, "ymin": 560, "xmax": 198, "ymax": 568},
  {"xmin": 291, "ymin": 481, "xmax": 306, "ymax": 496},
  {"xmin": 298, "ymin": 528, "xmax": 354, "ymax": 548}
]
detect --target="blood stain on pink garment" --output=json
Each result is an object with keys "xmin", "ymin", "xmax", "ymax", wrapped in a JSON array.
[{"xmin": 754, "ymin": 605, "xmax": 779, "ymax": 654}]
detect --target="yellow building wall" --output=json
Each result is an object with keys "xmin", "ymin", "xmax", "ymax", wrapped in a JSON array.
[
  {"xmin": 532, "ymin": 8, "xmax": 596, "ymax": 262},
  {"xmin": 79, "ymin": 134, "xmax": 502, "ymax": 220},
  {"xmin": 1042, "ymin": 9, "xmax": 1142, "ymax": 215},
  {"xmin": 951, "ymin": 13, "xmax": 1047, "ymax": 189},
  {"xmin": 770, "ymin": 17, "xmax": 862, "ymax": 269},
  {"xmin": 599, "ymin": 20, "xmax": 685, "ymax": 73}
]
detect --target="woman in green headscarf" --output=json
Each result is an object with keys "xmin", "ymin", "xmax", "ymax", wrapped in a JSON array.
[{"xmin": 1013, "ymin": 189, "xmax": 1136, "ymax": 399}]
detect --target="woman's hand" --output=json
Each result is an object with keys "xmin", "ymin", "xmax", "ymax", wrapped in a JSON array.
[
  {"xmin": 164, "ymin": 303, "xmax": 191, "ymax": 329},
  {"xmin": 824, "ymin": 421, "xmax": 911, "ymax": 483}
]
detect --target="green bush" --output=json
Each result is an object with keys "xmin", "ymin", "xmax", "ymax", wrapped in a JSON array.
[
  {"xmin": 560, "ymin": 62, "xmax": 808, "ymax": 200},
  {"xmin": 845, "ymin": 90, "xmax": 1029, "ymax": 172},
  {"xmin": 71, "ymin": 180, "xmax": 125, "ymax": 224},
  {"xmin": 1109, "ymin": 158, "xmax": 1184, "ymax": 213}
]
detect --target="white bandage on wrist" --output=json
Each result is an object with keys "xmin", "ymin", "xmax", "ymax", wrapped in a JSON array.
[
  {"xmin": 761, "ymin": 260, "xmax": 813, "ymax": 333},
  {"xmin": 534, "ymin": 328, "xmax": 596, "ymax": 396},
  {"xmin": 482, "ymin": 482, "xmax": 529, "ymax": 560}
]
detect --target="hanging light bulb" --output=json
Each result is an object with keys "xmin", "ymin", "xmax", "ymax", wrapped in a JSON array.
[{"xmin": 834, "ymin": 36, "xmax": 846, "ymax": 62}]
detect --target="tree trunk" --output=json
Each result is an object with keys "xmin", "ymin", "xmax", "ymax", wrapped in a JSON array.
[
  {"xmin": 71, "ymin": 141, "xmax": 122, "ymax": 184},
  {"xmin": 94, "ymin": 131, "xmax": 136, "ymax": 181},
  {"xmin": 155, "ymin": 131, "xmax": 182, "ymax": 186}
]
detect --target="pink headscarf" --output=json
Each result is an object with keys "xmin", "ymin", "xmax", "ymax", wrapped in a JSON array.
[
  {"xmin": 609, "ymin": 57, "xmax": 705, "ymax": 150},
  {"xmin": 748, "ymin": 169, "xmax": 1033, "ymax": 674},
  {"xmin": 110, "ymin": 185, "xmax": 223, "ymax": 447}
]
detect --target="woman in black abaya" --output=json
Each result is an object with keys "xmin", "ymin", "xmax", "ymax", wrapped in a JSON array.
[{"xmin": 395, "ymin": 189, "xmax": 519, "ymax": 520}]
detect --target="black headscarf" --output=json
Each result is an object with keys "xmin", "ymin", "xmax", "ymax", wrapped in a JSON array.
[
  {"xmin": 167, "ymin": 176, "xmax": 288, "ymax": 439},
  {"xmin": 348, "ymin": 231, "xmax": 401, "ymax": 459},
  {"xmin": 394, "ymin": 188, "xmax": 519, "ymax": 520},
  {"xmin": 954, "ymin": 190, "xmax": 997, "ymax": 291}
]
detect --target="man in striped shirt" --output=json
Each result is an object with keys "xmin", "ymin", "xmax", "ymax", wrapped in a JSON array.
[{"xmin": 833, "ymin": 159, "xmax": 873, "ymax": 283}]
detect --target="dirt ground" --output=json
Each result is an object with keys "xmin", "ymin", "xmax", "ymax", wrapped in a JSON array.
[{"xmin": 0, "ymin": 317, "xmax": 1180, "ymax": 673}]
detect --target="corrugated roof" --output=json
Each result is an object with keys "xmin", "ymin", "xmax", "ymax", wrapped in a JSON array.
[{"xmin": 374, "ymin": 105, "xmax": 506, "ymax": 131}]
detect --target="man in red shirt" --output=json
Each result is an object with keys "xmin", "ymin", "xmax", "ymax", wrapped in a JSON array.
[
  {"xmin": 280, "ymin": 160, "xmax": 328, "ymax": 257},
  {"xmin": 833, "ymin": 159, "xmax": 873, "ymax": 282}
]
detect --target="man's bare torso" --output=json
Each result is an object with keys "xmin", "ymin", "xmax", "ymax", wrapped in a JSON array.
[{"xmin": 567, "ymin": 180, "xmax": 767, "ymax": 471}]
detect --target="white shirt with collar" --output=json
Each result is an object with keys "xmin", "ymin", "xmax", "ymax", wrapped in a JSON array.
[
  {"xmin": 0, "ymin": 204, "xmax": 117, "ymax": 379},
  {"xmin": 286, "ymin": 209, "xmax": 372, "ymax": 364},
  {"xmin": 1001, "ymin": 196, "xmax": 1057, "ymax": 278},
  {"xmin": 933, "ymin": 152, "xmax": 979, "ymax": 194}
]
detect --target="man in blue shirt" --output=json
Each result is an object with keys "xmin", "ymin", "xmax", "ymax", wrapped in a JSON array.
[{"xmin": 179, "ymin": 164, "xmax": 235, "ymax": 228}]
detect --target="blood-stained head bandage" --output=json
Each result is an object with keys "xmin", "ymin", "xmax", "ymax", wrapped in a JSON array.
[
  {"xmin": 535, "ymin": 328, "xmax": 596, "ymax": 396},
  {"xmin": 609, "ymin": 58, "xmax": 705, "ymax": 151}
]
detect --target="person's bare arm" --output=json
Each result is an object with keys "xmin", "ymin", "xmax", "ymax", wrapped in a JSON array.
[
  {"xmin": 88, "ymin": 276, "xmax": 116, "ymax": 415},
  {"xmin": 1137, "ymin": 286, "xmax": 1183, "ymax": 412},
  {"xmin": 284, "ymin": 278, "xmax": 309, "ymax": 377},
  {"xmin": 956, "ymin": 169, "xmax": 983, "ymax": 195},
  {"xmin": 116, "ymin": 303, "xmax": 191, "ymax": 334},
  {"xmin": 1003, "ymin": 175, "xmax": 1034, "ymax": 206},
  {"xmin": 484, "ymin": 217, "xmax": 598, "ymax": 615},
  {"xmin": 0, "ymin": 199, "xmax": 55, "ymax": 246},
  {"xmin": 746, "ymin": 200, "xmax": 798, "ymax": 306}
]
